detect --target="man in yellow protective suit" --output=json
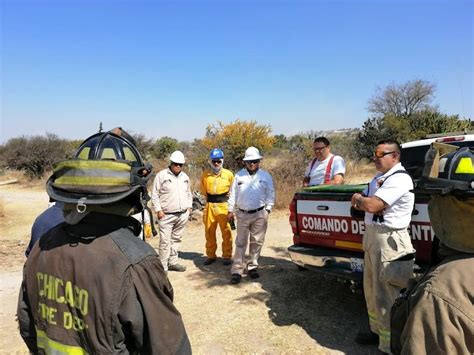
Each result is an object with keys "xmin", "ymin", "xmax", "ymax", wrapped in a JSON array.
[{"xmin": 201, "ymin": 148, "xmax": 234, "ymax": 266}]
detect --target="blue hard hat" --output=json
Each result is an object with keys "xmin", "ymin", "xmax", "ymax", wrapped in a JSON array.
[{"xmin": 209, "ymin": 148, "xmax": 224, "ymax": 159}]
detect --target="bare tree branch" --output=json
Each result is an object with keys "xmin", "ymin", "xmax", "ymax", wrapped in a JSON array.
[{"xmin": 368, "ymin": 79, "xmax": 436, "ymax": 118}]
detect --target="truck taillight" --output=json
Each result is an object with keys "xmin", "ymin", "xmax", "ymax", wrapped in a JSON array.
[{"xmin": 289, "ymin": 197, "xmax": 297, "ymax": 234}]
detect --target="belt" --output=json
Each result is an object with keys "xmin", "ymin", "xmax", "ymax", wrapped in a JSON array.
[
  {"xmin": 239, "ymin": 206, "xmax": 265, "ymax": 214},
  {"xmin": 207, "ymin": 193, "xmax": 229, "ymax": 203},
  {"xmin": 167, "ymin": 210, "xmax": 187, "ymax": 215},
  {"xmin": 394, "ymin": 253, "xmax": 415, "ymax": 261}
]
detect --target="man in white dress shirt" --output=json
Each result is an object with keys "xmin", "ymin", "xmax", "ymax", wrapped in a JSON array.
[{"xmin": 227, "ymin": 147, "xmax": 275, "ymax": 284}]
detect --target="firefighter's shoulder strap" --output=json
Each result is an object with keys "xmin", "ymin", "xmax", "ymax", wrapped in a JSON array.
[
  {"xmin": 307, "ymin": 155, "xmax": 335, "ymax": 182},
  {"xmin": 382, "ymin": 170, "xmax": 413, "ymax": 185},
  {"xmin": 323, "ymin": 155, "xmax": 335, "ymax": 184},
  {"xmin": 303, "ymin": 155, "xmax": 334, "ymax": 184},
  {"xmin": 307, "ymin": 158, "xmax": 317, "ymax": 175}
]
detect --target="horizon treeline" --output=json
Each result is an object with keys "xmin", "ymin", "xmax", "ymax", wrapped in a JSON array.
[{"xmin": 1, "ymin": 79, "xmax": 472, "ymax": 183}]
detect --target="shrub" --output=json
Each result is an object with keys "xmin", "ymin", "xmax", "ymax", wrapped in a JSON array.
[
  {"xmin": 265, "ymin": 151, "xmax": 307, "ymax": 210},
  {"xmin": 153, "ymin": 136, "xmax": 179, "ymax": 159},
  {"xmin": 0, "ymin": 133, "xmax": 71, "ymax": 179},
  {"xmin": 131, "ymin": 133, "xmax": 155, "ymax": 160},
  {"xmin": 201, "ymin": 119, "xmax": 275, "ymax": 171}
]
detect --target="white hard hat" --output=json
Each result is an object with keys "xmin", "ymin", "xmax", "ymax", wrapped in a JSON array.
[
  {"xmin": 170, "ymin": 150, "xmax": 185, "ymax": 164},
  {"xmin": 243, "ymin": 146, "xmax": 263, "ymax": 161}
]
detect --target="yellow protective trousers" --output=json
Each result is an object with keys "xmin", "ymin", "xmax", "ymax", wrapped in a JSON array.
[
  {"xmin": 201, "ymin": 168, "xmax": 234, "ymax": 259},
  {"xmin": 203, "ymin": 202, "xmax": 233, "ymax": 259}
]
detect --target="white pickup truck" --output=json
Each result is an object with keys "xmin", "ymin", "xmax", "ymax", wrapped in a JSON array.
[{"xmin": 288, "ymin": 133, "xmax": 474, "ymax": 283}]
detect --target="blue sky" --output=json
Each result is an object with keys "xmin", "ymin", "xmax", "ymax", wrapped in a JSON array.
[{"xmin": 1, "ymin": 0, "xmax": 472, "ymax": 143}]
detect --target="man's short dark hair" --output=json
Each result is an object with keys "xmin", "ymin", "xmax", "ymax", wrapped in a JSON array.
[
  {"xmin": 314, "ymin": 137, "xmax": 330, "ymax": 146},
  {"xmin": 377, "ymin": 139, "xmax": 402, "ymax": 154}
]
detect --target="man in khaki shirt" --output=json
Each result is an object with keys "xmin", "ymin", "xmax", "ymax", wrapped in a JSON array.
[{"xmin": 151, "ymin": 151, "xmax": 192, "ymax": 272}]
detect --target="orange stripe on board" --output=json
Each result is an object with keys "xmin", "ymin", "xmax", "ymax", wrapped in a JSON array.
[{"xmin": 335, "ymin": 240, "xmax": 362, "ymax": 250}]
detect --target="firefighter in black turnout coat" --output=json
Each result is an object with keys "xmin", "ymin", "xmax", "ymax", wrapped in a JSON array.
[{"xmin": 17, "ymin": 129, "xmax": 191, "ymax": 354}]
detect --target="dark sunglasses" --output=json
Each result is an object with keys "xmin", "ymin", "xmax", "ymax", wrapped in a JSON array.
[
  {"xmin": 211, "ymin": 160, "xmax": 222, "ymax": 164},
  {"xmin": 171, "ymin": 162, "xmax": 183, "ymax": 167},
  {"xmin": 245, "ymin": 160, "xmax": 260, "ymax": 164},
  {"xmin": 373, "ymin": 151, "xmax": 397, "ymax": 158}
]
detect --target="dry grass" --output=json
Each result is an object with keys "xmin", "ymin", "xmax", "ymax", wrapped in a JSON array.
[
  {"xmin": 0, "ymin": 169, "xmax": 49, "ymax": 187},
  {"xmin": 344, "ymin": 159, "xmax": 376, "ymax": 184},
  {"xmin": 0, "ymin": 169, "xmax": 27, "ymax": 183}
]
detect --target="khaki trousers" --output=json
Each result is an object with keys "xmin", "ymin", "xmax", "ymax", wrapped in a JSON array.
[
  {"xmin": 231, "ymin": 209, "xmax": 269, "ymax": 275},
  {"xmin": 363, "ymin": 224, "xmax": 414, "ymax": 354},
  {"xmin": 158, "ymin": 211, "xmax": 189, "ymax": 271}
]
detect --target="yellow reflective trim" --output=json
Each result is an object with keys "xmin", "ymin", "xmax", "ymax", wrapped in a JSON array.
[
  {"xmin": 455, "ymin": 157, "xmax": 474, "ymax": 174},
  {"xmin": 54, "ymin": 160, "xmax": 131, "ymax": 173},
  {"xmin": 36, "ymin": 328, "xmax": 88, "ymax": 354},
  {"xmin": 335, "ymin": 241, "xmax": 362, "ymax": 250},
  {"xmin": 123, "ymin": 147, "xmax": 138, "ymax": 162},
  {"xmin": 100, "ymin": 148, "xmax": 117, "ymax": 159},
  {"xmin": 55, "ymin": 176, "xmax": 129, "ymax": 186},
  {"xmin": 367, "ymin": 311, "xmax": 377, "ymax": 320},
  {"xmin": 77, "ymin": 148, "xmax": 90, "ymax": 159}
]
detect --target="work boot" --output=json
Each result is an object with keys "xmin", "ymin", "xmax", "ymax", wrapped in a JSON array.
[
  {"xmin": 222, "ymin": 258, "xmax": 232, "ymax": 266},
  {"xmin": 203, "ymin": 258, "xmax": 216, "ymax": 266},
  {"xmin": 168, "ymin": 263, "xmax": 186, "ymax": 272},
  {"xmin": 248, "ymin": 269, "xmax": 260, "ymax": 279},
  {"xmin": 354, "ymin": 331, "xmax": 379, "ymax": 345},
  {"xmin": 230, "ymin": 274, "xmax": 242, "ymax": 284}
]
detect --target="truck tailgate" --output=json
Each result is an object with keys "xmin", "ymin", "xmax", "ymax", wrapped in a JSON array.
[{"xmin": 292, "ymin": 185, "xmax": 434, "ymax": 264}]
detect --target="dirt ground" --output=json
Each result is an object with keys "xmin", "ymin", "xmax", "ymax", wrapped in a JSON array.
[{"xmin": 0, "ymin": 184, "xmax": 379, "ymax": 354}]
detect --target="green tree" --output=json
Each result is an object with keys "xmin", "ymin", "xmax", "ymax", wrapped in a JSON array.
[
  {"xmin": 273, "ymin": 134, "xmax": 288, "ymax": 149},
  {"xmin": 355, "ymin": 79, "xmax": 474, "ymax": 159},
  {"xmin": 355, "ymin": 112, "xmax": 473, "ymax": 159},
  {"xmin": 201, "ymin": 119, "xmax": 275, "ymax": 171},
  {"xmin": 406, "ymin": 111, "xmax": 473, "ymax": 139},
  {"xmin": 287, "ymin": 134, "xmax": 312, "ymax": 156},
  {"xmin": 355, "ymin": 117, "xmax": 395, "ymax": 159},
  {"xmin": 153, "ymin": 136, "xmax": 179, "ymax": 159},
  {"xmin": 327, "ymin": 130, "xmax": 360, "ymax": 160}
]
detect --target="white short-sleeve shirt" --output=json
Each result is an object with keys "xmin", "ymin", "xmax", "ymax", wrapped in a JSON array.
[
  {"xmin": 363, "ymin": 163, "xmax": 414, "ymax": 229},
  {"xmin": 304, "ymin": 154, "xmax": 345, "ymax": 186}
]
